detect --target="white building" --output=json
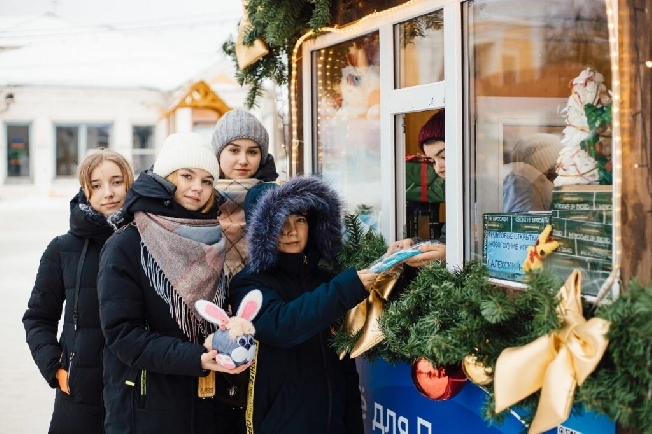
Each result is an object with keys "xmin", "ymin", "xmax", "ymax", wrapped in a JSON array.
[{"xmin": 0, "ymin": 14, "xmax": 284, "ymax": 200}]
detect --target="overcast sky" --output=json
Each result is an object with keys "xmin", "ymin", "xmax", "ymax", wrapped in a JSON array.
[
  {"xmin": 0, "ymin": 0, "xmax": 246, "ymax": 89},
  {"xmin": 0, "ymin": 0, "xmax": 243, "ymax": 56},
  {"xmin": 0, "ymin": 0, "xmax": 242, "ymax": 25}
]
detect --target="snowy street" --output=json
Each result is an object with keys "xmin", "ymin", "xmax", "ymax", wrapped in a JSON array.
[{"xmin": 0, "ymin": 197, "xmax": 70, "ymax": 433}]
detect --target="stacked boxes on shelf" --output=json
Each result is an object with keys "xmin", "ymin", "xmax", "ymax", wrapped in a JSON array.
[{"xmin": 546, "ymin": 185, "xmax": 613, "ymax": 296}]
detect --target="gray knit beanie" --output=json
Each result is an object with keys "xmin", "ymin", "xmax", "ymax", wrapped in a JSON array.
[{"xmin": 211, "ymin": 109, "xmax": 269, "ymax": 162}]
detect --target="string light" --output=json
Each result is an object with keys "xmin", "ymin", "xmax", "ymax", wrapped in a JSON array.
[
  {"xmin": 593, "ymin": 0, "xmax": 621, "ymax": 303},
  {"xmin": 290, "ymin": 0, "xmax": 622, "ymax": 304}
]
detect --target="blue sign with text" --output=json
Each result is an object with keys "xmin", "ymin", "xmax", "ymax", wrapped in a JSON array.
[{"xmin": 356, "ymin": 359, "xmax": 615, "ymax": 434}]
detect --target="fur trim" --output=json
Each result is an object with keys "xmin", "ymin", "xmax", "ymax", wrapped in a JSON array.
[{"xmin": 246, "ymin": 175, "xmax": 342, "ymax": 273}]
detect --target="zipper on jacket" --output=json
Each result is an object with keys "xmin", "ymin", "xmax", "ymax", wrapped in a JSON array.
[
  {"xmin": 125, "ymin": 368, "xmax": 146, "ymax": 408},
  {"xmin": 140, "ymin": 369, "xmax": 147, "ymax": 398}
]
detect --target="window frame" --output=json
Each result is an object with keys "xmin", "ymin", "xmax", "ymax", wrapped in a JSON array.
[{"xmin": 53, "ymin": 122, "xmax": 113, "ymax": 178}]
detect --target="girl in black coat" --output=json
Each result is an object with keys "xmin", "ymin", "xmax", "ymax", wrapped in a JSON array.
[
  {"xmin": 97, "ymin": 133, "xmax": 249, "ymax": 434},
  {"xmin": 23, "ymin": 149, "xmax": 134, "ymax": 434},
  {"xmin": 228, "ymin": 175, "xmax": 378, "ymax": 434}
]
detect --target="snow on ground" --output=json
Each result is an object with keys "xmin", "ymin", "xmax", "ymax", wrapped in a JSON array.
[{"xmin": 0, "ymin": 197, "xmax": 69, "ymax": 433}]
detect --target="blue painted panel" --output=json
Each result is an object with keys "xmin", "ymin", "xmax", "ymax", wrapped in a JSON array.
[{"xmin": 357, "ymin": 358, "xmax": 615, "ymax": 434}]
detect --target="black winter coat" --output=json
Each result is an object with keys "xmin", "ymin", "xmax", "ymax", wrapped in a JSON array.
[
  {"xmin": 23, "ymin": 190, "xmax": 115, "ymax": 434},
  {"xmin": 97, "ymin": 171, "xmax": 231, "ymax": 434},
  {"xmin": 229, "ymin": 175, "xmax": 369, "ymax": 433},
  {"xmin": 230, "ymin": 256, "xmax": 367, "ymax": 434}
]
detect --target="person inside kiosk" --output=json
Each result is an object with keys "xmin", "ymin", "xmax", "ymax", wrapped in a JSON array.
[{"xmin": 388, "ymin": 110, "xmax": 447, "ymax": 267}]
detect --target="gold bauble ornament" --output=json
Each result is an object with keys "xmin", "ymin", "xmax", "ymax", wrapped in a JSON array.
[{"xmin": 462, "ymin": 355, "xmax": 493, "ymax": 386}]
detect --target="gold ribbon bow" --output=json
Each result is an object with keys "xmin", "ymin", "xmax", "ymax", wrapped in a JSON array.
[
  {"xmin": 235, "ymin": 0, "xmax": 269, "ymax": 70},
  {"xmin": 494, "ymin": 269, "xmax": 610, "ymax": 433},
  {"xmin": 340, "ymin": 264, "xmax": 402, "ymax": 359}
]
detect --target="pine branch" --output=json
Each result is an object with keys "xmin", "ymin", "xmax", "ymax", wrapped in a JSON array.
[
  {"xmin": 578, "ymin": 279, "xmax": 652, "ymax": 431},
  {"xmin": 221, "ymin": 0, "xmax": 330, "ymax": 108}
]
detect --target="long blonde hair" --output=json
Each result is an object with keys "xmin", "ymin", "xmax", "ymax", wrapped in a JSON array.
[
  {"xmin": 165, "ymin": 171, "xmax": 216, "ymax": 214},
  {"xmin": 77, "ymin": 148, "xmax": 134, "ymax": 199}
]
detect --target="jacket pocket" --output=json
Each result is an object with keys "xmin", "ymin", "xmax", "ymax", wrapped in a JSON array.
[
  {"xmin": 57, "ymin": 349, "xmax": 74, "ymax": 395},
  {"xmin": 126, "ymin": 367, "xmax": 147, "ymax": 409},
  {"xmin": 56, "ymin": 367, "xmax": 70, "ymax": 394}
]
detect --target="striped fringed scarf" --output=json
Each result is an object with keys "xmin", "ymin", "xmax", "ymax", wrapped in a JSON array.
[
  {"xmin": 134, "ymin": 212, "xmax": 226, "ymax": 343},
  {"xmin": 216, "ymin": 178, "xmax": 261, "ymax": 284}
]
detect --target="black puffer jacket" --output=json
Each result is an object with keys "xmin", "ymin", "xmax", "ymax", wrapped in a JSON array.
[
  {"xmin": 23, "ymin": 190, "xmax": 116, "ymax": 434},
  {"xmin": 229, "ymin": 176, "xmax": 368, "ymax": 434},
  {"xmin": 97, "ymin": 171, "xmax": 229, "ymax": 434}
]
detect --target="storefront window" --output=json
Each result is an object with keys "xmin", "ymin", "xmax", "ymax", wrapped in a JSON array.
[
  {"xmin": 87, "ymin": 124, "xmax": 111, "ymax": 149},
  {"xmin": 132, "ymin": 125, "xmax": 155, "ymax": 173},
  {"xmin": 395, "ymin": 9, "xmax": 444, "ymax": 88},
  {"xmin": 6, "ymin": 124, "xmax": 30, "ymax": 178},
  {"xmin": 56, "ymin": 124, "xmax": 113, "ymax": 177},
  {"xmin": 56, "ymin": 126, "xmax": 79, "ymax": 177},
  {"xmin": 313, "ymin": 31, "xmax": 382, "ymax": 229},
  {"xmin": 465, "ymin": 0, "xmax": 612, "ymax": 292}
]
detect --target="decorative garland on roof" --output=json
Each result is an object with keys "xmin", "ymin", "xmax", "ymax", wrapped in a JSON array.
[{"xmin": 333, "ymin": 216, "xmax": 652, "ymax": 432}]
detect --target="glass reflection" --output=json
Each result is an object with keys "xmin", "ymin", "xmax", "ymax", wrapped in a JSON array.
[
  {"xmin": 465, "ymin": 0, "xmax": 612, "ymax": 288},
  {"xmin": 395, "ymin": 9, "xmax": 444, "ymax": 88},
  {"xmin": 313, "ymin": 32, "xmax": 382, "ymax": 230}
]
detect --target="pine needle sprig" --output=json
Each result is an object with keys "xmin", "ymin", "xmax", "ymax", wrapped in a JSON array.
[
  {"xmin": 329, "ymin": 214, "xmax": 387, "ymax": 354},
  {"xmin": 578, "ymin": 279, "xmax": 652, "ymax": 432},
  {"xmin": 335, "ymin": 214, "xmax": 387, "ymax": 272}
]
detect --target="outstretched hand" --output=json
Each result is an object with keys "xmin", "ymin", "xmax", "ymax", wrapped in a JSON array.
[
  {"xmin": 386, "ymin": 238, "xmax": 415, "ymax": 255},
  {"xmin": 403, "ymin": 243, "xmax": 446, "ymax": 267},
  {"xmin": 200, "ymin": 350, "xmax": 251, "ymax": 374}
]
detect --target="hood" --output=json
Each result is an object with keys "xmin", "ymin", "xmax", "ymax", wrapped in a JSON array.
[
  {"xmin": 68, "ymin": 189, "xmax": 114, "ymax": 241},
  {"xmin": 253, "ymin": 154, "xmax": 279, "ymax": 182},
  {"xmin": 246, "ymin": 175, "xmax": 343, "ymax": 273}
]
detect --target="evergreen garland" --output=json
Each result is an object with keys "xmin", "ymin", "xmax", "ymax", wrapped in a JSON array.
[
  {"xmin": 334, "ymin": 213, "xmax": 388, "ymax": 273},
  {"xmin": 330, "ymin": 214, "xmax": 387, "ymax": 355},
  {"xmin": 331, "ymin": 240, "xmax": 652, "ymax": 431},
  {"xmin": 222, "ymin": 0, "xmax": 332, "ymax": 108},
  {"xmin": 579, "ymin": 279, "xmax": 652, "ymax": 432}
]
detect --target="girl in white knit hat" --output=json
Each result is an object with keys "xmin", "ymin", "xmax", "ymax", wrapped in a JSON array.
[{"xmin": 98, "ymin": 133, "xmax": 249, "ymax": 434}]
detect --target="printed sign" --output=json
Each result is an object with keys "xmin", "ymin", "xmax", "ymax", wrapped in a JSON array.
[{"xmin": 483, "ymin": 213, "xmax": 551, "ymax": 281}]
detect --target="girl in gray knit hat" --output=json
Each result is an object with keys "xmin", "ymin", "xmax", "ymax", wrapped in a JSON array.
[
  {"xmin": 212, "ymin": 109, "xmax": 276, "ymax": 181},
  {"xmin": 211, "ymin": 109, "xmax": 280, "ymax": 284},
  {"xmin": 210, "ymin": 109, "xmax": 280, "ymax": 433}
]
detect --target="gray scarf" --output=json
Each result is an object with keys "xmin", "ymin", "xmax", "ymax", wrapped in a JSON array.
[{"xmin": 134, "ymin": 211, "xmax": 226, "ymax": 343}]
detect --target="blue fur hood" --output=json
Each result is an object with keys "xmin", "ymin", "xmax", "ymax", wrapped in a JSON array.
[{"xmin": 246, "ymin": 175, "xmax": 343, "ymax": 273}]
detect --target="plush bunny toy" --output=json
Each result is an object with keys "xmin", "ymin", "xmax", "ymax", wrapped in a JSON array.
[{"xmin": 195, "ymin": 289, "xmax": 262, "ymax": 369}]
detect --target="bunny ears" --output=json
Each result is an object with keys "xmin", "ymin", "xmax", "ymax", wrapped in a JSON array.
[{"xmin": 195, "ymin": 289, "xmax": 263, "ymax": 326}]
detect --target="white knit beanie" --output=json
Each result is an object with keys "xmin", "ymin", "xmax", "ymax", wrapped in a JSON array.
[
  {"xmin": 211, "ymin": 109, "xmax": 269, "ymax": 161},
  {"xmin": 512, "ymin": 133, "xmax": 564, "ymax": 174},
  {"xmin": 153, "ymin": 133, "xmax": 220, "ymax": 180}
]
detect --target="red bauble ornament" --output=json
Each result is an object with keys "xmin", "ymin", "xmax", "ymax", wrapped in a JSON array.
[{"xmin": 410, "ymin": 358, "xmax": 467, "ymax": 400}]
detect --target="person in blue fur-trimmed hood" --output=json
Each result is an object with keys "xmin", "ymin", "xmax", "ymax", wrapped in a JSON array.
[{"xmin": 228, "ymin": 175, "xmax": 378, "ymax": 433}]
